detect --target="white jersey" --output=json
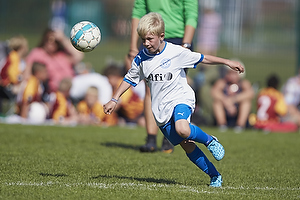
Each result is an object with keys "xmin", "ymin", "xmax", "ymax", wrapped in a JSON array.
[{"xmin": 124, "ymin": 42, "xmax": 203, "ymax": 126}]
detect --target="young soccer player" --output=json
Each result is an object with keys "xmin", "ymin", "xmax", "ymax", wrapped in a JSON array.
[
  {"xmin": 103, "ymin": 12, "xmax": 244, "ymax": 187},
  {"xmin": 17, "ymin": 62, "xmax": 48, "ymax": 119},
  {"xmin": 48, "ymin": 78, "xmax": 78, "ymax": 125},
  {"xmin": 77, "ymin": 86, "xmax": 117, "ymax": 126}
]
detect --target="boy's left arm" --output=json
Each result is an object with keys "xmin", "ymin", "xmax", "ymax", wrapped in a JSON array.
[{"xmin": 201, "ymin": 54, "xmax": 245, "ymax": 73}]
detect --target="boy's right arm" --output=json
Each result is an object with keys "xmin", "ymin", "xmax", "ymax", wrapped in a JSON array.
[{"xmin": 103, "ymin": 81, "xmax": 131, "ymax": 115}]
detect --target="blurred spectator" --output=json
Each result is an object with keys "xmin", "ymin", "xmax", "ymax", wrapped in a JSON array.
[
  {"xmin": 49, "ymin": 0, "xmax": 67, "ymax": 32},
  {"xmin": 197, "ymin": 0, "xmax": 221, "ymax": 55},
  {"xmin": 211, "ymin": 66, "xmax": 254, "ymax": 132},
  {"xmin": 193, "ymin": 0, "xmax": 222, "ymax": 125},
  {"xmin": 253, "ymin": 74, "xmax": 298, "ymax": 132},
  {"xmin": 0, "ymin": 40, "xmax": 10, "ymax": 70},
  {"xmin": 25, "ymin": 28, "xmax": 83, "ymax": 92},
  {"xmin": 103, "ymin": 64, "xmax": 145, "ymax": 127},
  {"xmin": 0, "ymin": 36, "xmax": 28, "ymax": 88},
  {"xmin": 282, "ymin": 71, "xmax": 300, "ymax": 127},
  {"xmin": 16, "ymin": 62, "xmax": 48, "ymax": 119},
  {"xmin": 70, "ymin": 62, "xmax": 112, "ymax": 105},
  {"xmin": 48, "ymin": 78, "xmax": 78, "ymax": 125},
  {"xmin": 0, "ymin": 36, "xmax": 28, "ymax": 113},
  {"xmin": 77, "ymin": 86, "xmax": 117, "ymax": 126}
]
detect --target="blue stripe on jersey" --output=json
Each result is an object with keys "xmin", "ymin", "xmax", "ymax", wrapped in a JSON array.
[
  {"xmin": 158, "ymin": 41, "xmax": 167, "ymax": 55},
  {"xmin": 193, "ymin": 54, "xmax": 204, "ymax": 68},
  {"xmin": 133, "ymin": 50, "xmax": 153, "ymax": 66},
  {"xmin": 123, "ymin": 77, "xmax": 137, "ymax": 87}
]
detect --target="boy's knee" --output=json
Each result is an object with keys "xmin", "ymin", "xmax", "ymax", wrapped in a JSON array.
[{"xmin": 175, "ymin": 120, "xmax": 190, "ymax": 138}]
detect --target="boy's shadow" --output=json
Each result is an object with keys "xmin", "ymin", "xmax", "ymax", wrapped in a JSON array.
[
  {"xmin": 100, "ymin": 142, "xmax": 140, "ymax": 151},
  {"xmin": 39, "ymin": 172, "xmax": 68, "ymax": 177},
  {"xmin": 91, "ymin": 174, "xmax": 178, "ymax": 185}
]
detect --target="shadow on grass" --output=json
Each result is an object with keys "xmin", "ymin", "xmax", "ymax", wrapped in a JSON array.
[
  {"xmin": 101, "ymin": 142, "xmax": 140, "ymax": 151},
  {"xmin": 39, "ymin": 173, "xmax": 68, "ymax": 177},
  {"xmin": 91, "ymin": 174, "xmax": 178, "ymax": 185}
]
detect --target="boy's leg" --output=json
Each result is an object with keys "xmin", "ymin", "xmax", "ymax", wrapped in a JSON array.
[
  {"xmin": 174, "ymin": 104, "xmax": 225, "ymax": 161},
  {"xmin": 186, "ymin": 123, "xmax": 225, "ymax": 161},
  {"xmin": 180, "ymin": 140, "xmax": 222, "ymax": 187}
]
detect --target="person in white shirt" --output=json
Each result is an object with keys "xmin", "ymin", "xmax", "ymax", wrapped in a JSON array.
[
  {"xmin": 103, "ymin": 12, "xmax": 244, "ymax": 188},
  {"xmin": 282, "ymin": 72, "xmax": 300, "ymax": 127}
]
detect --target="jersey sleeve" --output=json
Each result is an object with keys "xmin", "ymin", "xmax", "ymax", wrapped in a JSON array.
[
  {"xmin": 92, "ymin": 102, "xmax": 106, "ymax": 121},
  {"xmin": 132, "ymin": 0, "xmax": 147, "ymax": 19},
  {"xmin": 7, "ymin": 51, "xmax": 22, "ymax": 84},
  {"xmin": 183, "ymin": 0, "xmax": 198, "ymax": 28},
  {"xmin": 179, "ymin": 48, "xmax": 204, "ymax": 69},
  {"xmin": 274, "ymin": 93, "xmax": 288, "ymax": 116},
  {"xmin": 52, "ymin": 93, "xmax": 68, "ymax": 121},
  {"xmin": 23, "ymin": 77, "xmax": 37, "ymax": 103},
  {"xmin": 124, "ymin": 55, "xmax": 144, "ymax": 87}
]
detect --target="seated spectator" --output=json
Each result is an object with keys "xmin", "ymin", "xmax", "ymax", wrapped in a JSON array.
[
  {"xmin": 0, "ymin": 36, "xmax": 28, "ymax": 109},
  {"xmin": 0, "ymin": 40, "xmax": 10, "ymax": 69},
  {"xmin": 77, "ymin": 86, "xmax": 117, "ymax": 126},
  {"xmin": 70, "ymin": 62, "xmax": 112, "ymax": 105},
  {"xmin": 48, "ymin": 78, "xmax": 78, "ymax": 125},
  {"xmin": 282, "ymin": 70, "xmax": 300, "ymax": 127},
  {"xmin": 17, "ymin": 62, "xmax": 48, "ymax": 119},
  {"xmin": 103, "ymin": 64, "xmax": 145, "ymax": 127},
  {"xmin": 25, "ymin": 28, "xmax": 83, "ymax": 92},
  {"xmin": 254, "ymin": 74, "xmax": 298, "ymax": 132},
  {"xmin": 211, "ymin": 66, "xmax": 254, "ymax": 132}
]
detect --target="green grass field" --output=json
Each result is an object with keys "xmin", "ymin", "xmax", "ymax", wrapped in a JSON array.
[{"xmin": 0, "ymin": 124, "xmax": 299, "ymax": 199}]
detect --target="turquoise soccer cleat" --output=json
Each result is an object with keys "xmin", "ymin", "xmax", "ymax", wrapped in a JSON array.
[
  {"xmin": 207, "ymin": 136, "xmax": 225, "ymax": 161},
  {"xmin": 210, "ymin": 174, "xmax": 223, "ymax": 187}
]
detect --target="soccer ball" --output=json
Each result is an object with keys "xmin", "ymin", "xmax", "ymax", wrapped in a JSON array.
[{"xmin": 70, "ymin": 21, "xmax": 101, "ymax": 52}]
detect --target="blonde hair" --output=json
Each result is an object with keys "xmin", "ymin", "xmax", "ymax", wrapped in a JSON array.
[
  {"xmin": 8, "ymin": 35, "xmax": 28, "ymax": 51},
  {"xmin": 86, "ymin": 86, "xmax": 98, "ymax": 96},
  {"xmin": 137, "ymin": 12, "xmax": 165, "ymax": 38}
]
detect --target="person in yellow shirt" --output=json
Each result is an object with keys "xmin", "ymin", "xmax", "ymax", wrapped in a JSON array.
[
  {"xmin": 0, "ymin": 36, "xmax": 28, "ymax": 114},
  {"xmin": 17, "ymin": 62, "xmax": 48, "ymax": 118},
  {"xmin": 48, "ymin": 78, "xmax": 78, "ymax": 125},
  {"xmin": 104, "ymin": 64, "xmax": 145, "ymax": 127},
  {"xmin": 77, "ymin": 86, "xmax": 117, "ymax": 126},
  {"xmin": 0, "ymin": 36, "xmax": 28, "ymax": 88}
]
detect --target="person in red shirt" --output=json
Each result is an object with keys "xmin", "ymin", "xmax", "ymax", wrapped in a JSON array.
[
  {"xmin": 25, "ymin": 29, "xmax": 83, "ymax": 92},
  {"xmin": 254, "ymin": 75, "xmax": 298, "ymax": 132},
  {"xmin": 48, "ymin": 78, "xmax": 78, "ymax": 125},
  {"xmin": 0, "ymin": 36, "xmax": 28, "ymax": 106},
  {"xmin": 17, "ymin": 62, "xmax": 48, "ymax": 118}
]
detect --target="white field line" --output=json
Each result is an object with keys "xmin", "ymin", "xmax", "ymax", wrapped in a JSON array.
[
  {"xmin": 4, "ymin": 181, "xmax": 216, "ymax": 194},
  {"xmin": 4, "ymin": 181, "xmax": 300, "ymax": 193}
]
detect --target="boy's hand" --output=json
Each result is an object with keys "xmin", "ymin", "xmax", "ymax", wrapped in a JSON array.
[
  {"xmin": 228, "ymin": 60, "xmax": 245, "ymax": 73},
  {"xmin": 103, "ymin": 100, "xmax": 117, "ymax": 115}
]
